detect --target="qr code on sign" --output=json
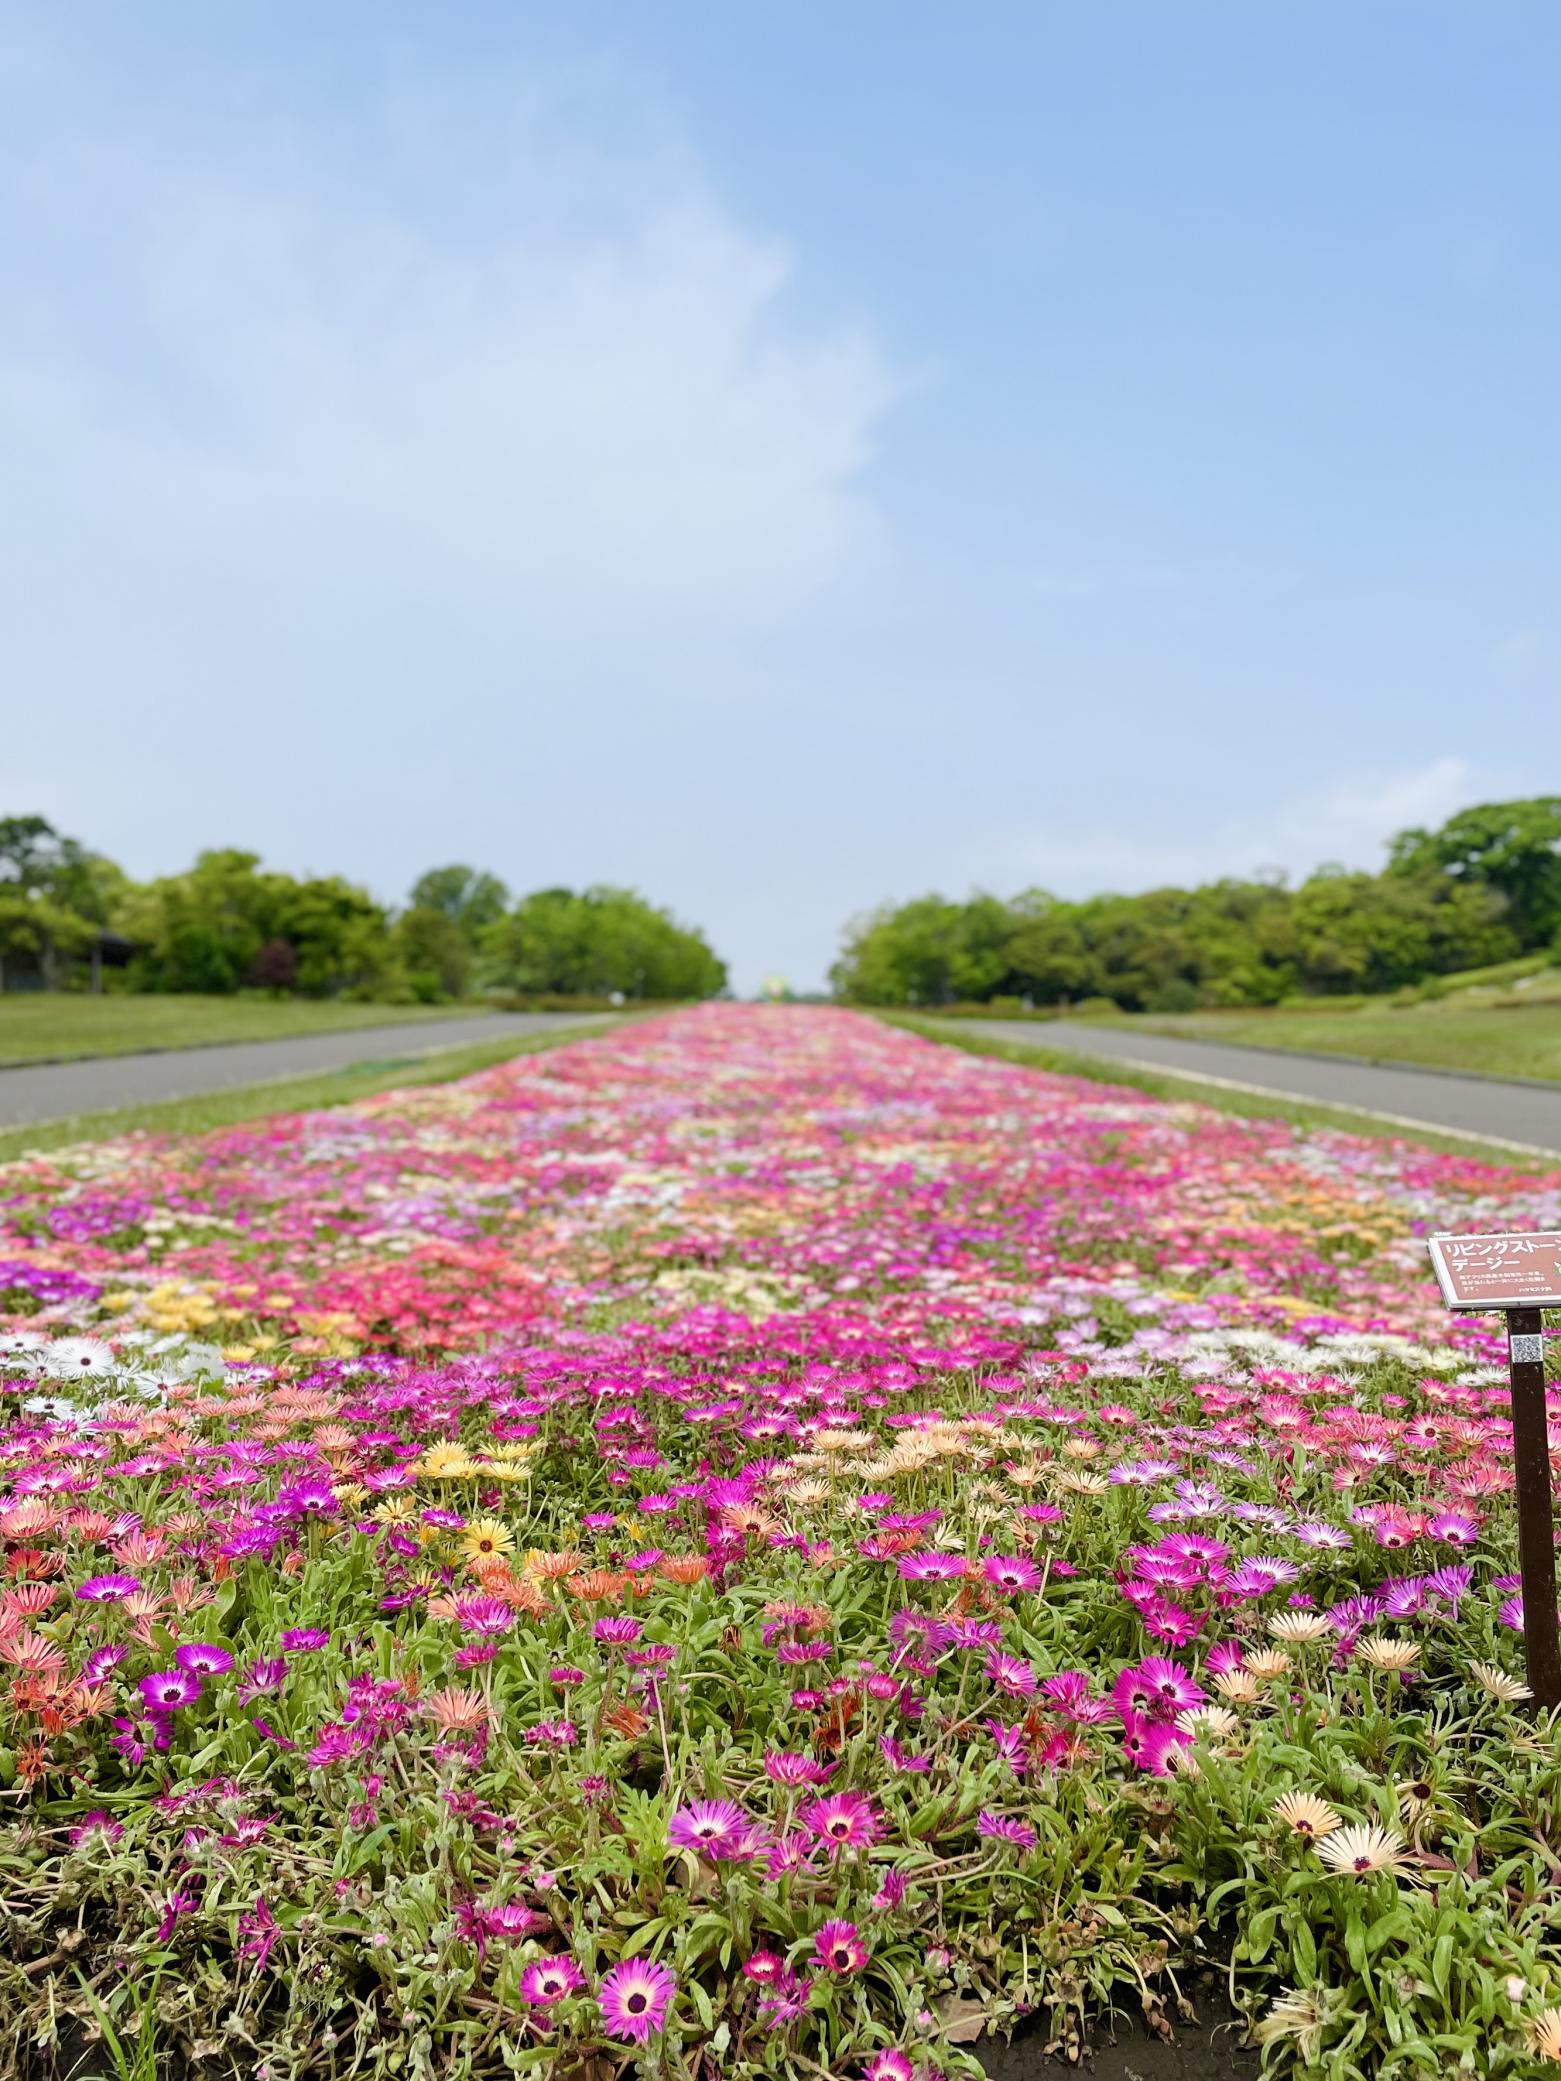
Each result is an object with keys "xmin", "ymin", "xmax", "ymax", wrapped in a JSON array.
[{"xmin": 1509, "ymin": 1334, "xmax": 1546, "ymax": 1366}]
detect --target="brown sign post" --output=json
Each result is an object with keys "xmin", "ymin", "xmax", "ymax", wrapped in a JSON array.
[{"xmin": 1427, "ymin": 1232, "xmax": 1561, "ymax": 1711}]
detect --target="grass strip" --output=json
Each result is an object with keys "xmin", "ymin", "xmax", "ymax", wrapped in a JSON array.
[
  {"xmin": 0, "ymin": 1021, "xmax": 616, "ymax": 1164},
  {"xmin": 885, "ymin": 1012, "xmax": 1559, "ymax": 1173}
]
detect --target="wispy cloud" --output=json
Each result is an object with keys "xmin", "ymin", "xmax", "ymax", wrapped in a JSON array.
[
  {"xmin": 0, "ymin": 43, "xmax": 904, "ymax": 674},
  {"xmin": 968, "ymin": 756, "xmax": 1508, "ymax": 898}
]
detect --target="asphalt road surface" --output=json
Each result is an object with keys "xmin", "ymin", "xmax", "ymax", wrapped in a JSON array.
[
  {"xmin": 941, "ymin": 1018, "xmax": 1561, "ymax": 1158},
  {"xmin": 0, "ymin": 1013, "xmax": 613, "ymax": 1130}
]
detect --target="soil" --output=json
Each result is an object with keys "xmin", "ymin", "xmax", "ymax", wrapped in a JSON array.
[{"xmin": 979, "ymin": 1979, "xmax": 1261, "ymax": 2080}]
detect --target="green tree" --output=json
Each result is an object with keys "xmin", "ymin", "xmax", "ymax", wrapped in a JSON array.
[
  {"xmin": 409, "ymin": 865, "xmax": 511, "ymax": 942},
  {"xmin": 483, "ymin": 886, "xmax": 725, "ymax": 999},
  {"xmin": 1387, "ymin": 797, "xmax": 1561, "ymax": 949},
  {"xmin": 396, "ymin": 905, "xmax": 474, "ymax": 1002}
]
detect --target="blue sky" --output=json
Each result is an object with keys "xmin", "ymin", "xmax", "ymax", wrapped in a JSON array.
[{"xmin": 3, "ymin": 4, "xmax": 1557, "ymax": 993}]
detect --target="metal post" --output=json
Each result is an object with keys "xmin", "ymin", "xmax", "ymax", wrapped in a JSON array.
[{"xmin": 1508, "ymin": 1305, "xmax": 1560, "ymax": 1711}]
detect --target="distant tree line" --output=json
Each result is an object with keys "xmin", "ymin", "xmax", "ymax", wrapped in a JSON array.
[
  {"xmin": 0, "ymin": 818, "xmax": 727, "ymax": 1002},
  {"xmin": 830, "ymin": 798, "xmax": 1561, "ymax": 1011}
]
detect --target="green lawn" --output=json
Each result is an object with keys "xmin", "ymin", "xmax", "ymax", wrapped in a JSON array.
[
  {"xmin": 1096, "ymin": 997, "xmax": 1561, "ymax": 1082},
  {"xmin": 0, "ymin": 994, "xmax": 487, "ymax": 1066},
  {"xmin": 0, "ymin": 1023, "xmax": 613, "ymax": 1164}
]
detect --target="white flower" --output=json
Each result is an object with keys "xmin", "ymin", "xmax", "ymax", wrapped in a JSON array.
[{"xmin": 44, "ymin": 1336, "xmax": 116, "ymax": 1379}]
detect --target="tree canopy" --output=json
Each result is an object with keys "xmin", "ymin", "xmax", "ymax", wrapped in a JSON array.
[{"xmin": 830, "ymin": 797, "xmax": 1559, "ymax": 1009}]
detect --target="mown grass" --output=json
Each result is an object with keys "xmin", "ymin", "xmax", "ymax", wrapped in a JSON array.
[
  {"xmin": 1100, "ymin": 997, "xmax": 1561, "ymax": 1082},
  {"xmin": 0, "ymin": 992, "xmax": 492, "ymax": 1065},
  {"xmin": 889, "ymin": 1013, "xmax": 1558, "ymax": 1172},
  {"xmin": 0, "ymin": 1022, "xmax": 615, "ymax": 1164}
]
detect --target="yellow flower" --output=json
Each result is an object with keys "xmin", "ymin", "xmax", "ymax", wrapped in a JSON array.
[
  {"xmin": 416, "ymin": 1444, "xmax": 478, "ymax": 1479},
  {"xmin": 460, "ymin": 1517, "xmax": 515, "ymax": 1565}
]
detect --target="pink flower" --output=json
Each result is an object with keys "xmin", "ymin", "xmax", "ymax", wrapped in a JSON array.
[
  {"xmin": 519, "ymin": 1956, "xmax": 585, "ymax": 2006},
  {"xmin": 983, "ymin": 1553, "xmax": 1043, "ymax": 1593},
  {"xmin": 598, "ymin": 1957, "xmax": 676, "ymax": 2044},
  {"xmin": 977, "ymin": 1809, "xmax": 1037, "ymax": 1850},
  {"xmin": 814, "ymin": 1918, "xmax": 869, "ymax": 1974},
  {"xmin": 984, "ymin": 1649, "xmax": 1037, "ymax": 1698},
  {"xmin": 799, "ymin": 1789, "xmax": 882, "ymax": 1852},
  {"xmin": 667, "ymin": 1799, "xmax": 751, "ymax": 1860}
]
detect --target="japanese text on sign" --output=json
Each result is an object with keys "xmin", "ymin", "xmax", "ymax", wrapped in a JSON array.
[{"xmin": 1426, "ymin": 1231, "xmax": 1561, "ymax": 1311}]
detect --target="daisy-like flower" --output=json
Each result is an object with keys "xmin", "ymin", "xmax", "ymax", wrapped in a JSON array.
[
  {"xmin": 423, "ymin": 1686, "xmax": 492, "ymax": 1734},
  {"xmin": 799, "ymin": 1789, "xmax": 882, "ymax": 1852},
  {"xmin": 1524, "ymin": 2009, "xmax": 1561, "ymax": 2060},
  {"xmin": 865, "ymin": 2054, "xmax": 916, "ymax": 2081},
  {"xmin": 1315, "ymin": 1823, "xmax": 1408, "ymax": 1876},
  {"xmin": 983, "ymin": 1554, "xmax": 1043, "ymax": 1593},
  {"xmin": 977, "ymin": 1810, "xmax": 1037, "ymax": 1850},
  {"xmin": 138, "ymin": 1667, "xmax": 201, "ymax": 1710},
  {"xmin": 75, "ymin": 1574, "xmax": 141, "ymax": 1603},
  {"xmin": 1211, "ymin": 1669, "xmax": 1260, "ymax": 1705},
  {"xmin": 173, "ymin": 1643, "xmax": 234, "ymax": 1679},
  {"xmin": 763, "ymin": 1750, "xmax": 834, "ymax": 1786},
  {"xmin": 1244, "ymin": 1649, "xmax": 1292, "ymax": 1681},
  {"xmin": 984, "ymin": 1648, "xmax": 1037, "ymax": 1698},
  {"xmin": 460, "ymin": 1517, "xmax": 514, "ymax": 1565},
  {"xmin": 598, "ymin": 1958, "xmax": 676, "ymax": 2044},
  {"xmin": 1469, "ymin": 1660, "xmax": 1532, "ymax": 1704},
  {"xmin": 814, "ymin": 1918, "xmax": 869, "ymax": 1974},
  {"xmin": 1356, "ymin": 1637, "xmax": 1419, "ymax": 1672},
  {"xmin": 667, "ymin": 1799, "xmax": 749, "ymax": 1859},
  {"xmin": 1268, "ymin": 1611, "xmax": 1333, "ymax": 1645},
  {"xmin": 280, "ymin": 1628, "xmax": 329, "ymax": 1653},
  {"xmin": 593, "ymin": 1616, "xmax": 644, "ymax": 1646},
  {"xmin": 1272, "ymin": 1792, "xmax": 1342, "ymax": 1839},
  {"xmin": 519, "ymin": 1957, "xmax": 585, "ymax": 2006},
  {"xmin": 1177, "ymin": 1704, "xmax": 1240, "ymax": 1740}
]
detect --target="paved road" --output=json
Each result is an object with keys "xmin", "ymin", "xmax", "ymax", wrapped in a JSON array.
[
  {"xmin": 940, "ymin": 1018, "xmax": 1561, "ymax": 1158},
  {"xmin": 0, "ymin": 1013, "xmax": 612, "ymax": 1130}
]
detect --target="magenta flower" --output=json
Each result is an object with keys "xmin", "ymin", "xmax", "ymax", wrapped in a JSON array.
[
  {"xmin": 977, "ymin": 1809, "xmax": 1038, "ymax": 1850},
  {"xmin": 280, "ymin": 1628, "xmax": 329, "ymax": 1653},
  {"xmin": 667, "ymin": 1798, "xmax": 749, "ymax": 1859},
  {"xmin": 173, "ymin": 1643, "xmax": 234, "ymax": 1678},
  {"xmin": 237, "ymin": 1656, "xmax": 287, "ymax": 1702},
  {"xmin": 598, "ymin": 1957, "xmax": 676, "ymax": 2043},
  {"xmin": 68, "ymin": 1811, "xmax": 124, "ymax": 1847},
  {"xmin": 519, "ymin": 1956, "xmax": 585, "ymax": 2006},
  {"xmin": 865, "ymin": 2054, "xmax": 916, "ymax": 2081},
  {"xmin": 799, "ymin": 1789, "xmax": 882, "ymax": 1852},
  {"xmin": 138, "ymin": 1668, "xmax": 201, "ymax": 1711},
  {"xmin": 983, "ymin": 1553, "xmax": 1043, "ymax": 1593},
  {"xmin": 814, "ymin": 1918, "xmax": 869, "ymax": 1974},
  {"xmin": 277, "ymin": 1478, "xmax": 339, "ymax": 1519},
  {"xmin": 82, "ymin": 1644, "xmax": 129, "ymax": 1685},
  {"xmin": 76, "ymin": 1573, "xmax": 141, "ymax": 1602},
  {"xmin": 984, "ymin": 1649, "xmax": 1037, "ymax": 1698},
  {"xmin": 593, "ymin": 1616, "xmax": 644, "ymax": 1646},
  {"xmin": 763, "ymin": 1750, "xmax": 835, "ymax": 1786}
]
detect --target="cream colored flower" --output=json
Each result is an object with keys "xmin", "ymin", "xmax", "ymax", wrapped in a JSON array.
[
  {"xmin": 1212, "ymin": 1669, "xmax": 1260, "ymax": 1705},
  {"xmin": 1272, "ymin": 1792, "xmax": 1342, "ymax": 1839},
  {"xmin": 1524, "ymin": 2008, "xmax": 1561, "ymax": 2061},
  {"xmin": 1357, "ymin": 1636, "xmax": 1419, "ymax": 1672},
  {"xmin": 1245, "ymin": 1648, "xmax": 1293, "ymax": 1681},
  {"xmin": 1470, "ymin": 1660, "xmax": 1532, "ymax": 1704},
  {"xmin": 1315, "ymin": 1823, "xmax": 1408, "ymax": 1876},
  {"xmin": 1269, "ymin": 1611, "xmax": 1334, "ymax": 1645}
]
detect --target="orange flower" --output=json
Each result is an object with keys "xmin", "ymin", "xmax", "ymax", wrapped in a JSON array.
[
  {"xmin": 658, "ymin": 1556, "xmax": 709, "ymax": 1585},
  {"xmin": 423, "ymin": 1686, "xmax": 491, "ymax": 1734},
  {"xmin": 567, "ymin": 1569, "xmax": 626, "ymax": 1602}
]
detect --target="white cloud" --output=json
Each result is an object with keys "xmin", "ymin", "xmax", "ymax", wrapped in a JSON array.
[
  {"xmin": 970, "ymin": 756, "xmax": 1509, "ymax": 898},
  {"xmin": 0, "ymin": 47, "xmax": 902, "ymax": 660}
]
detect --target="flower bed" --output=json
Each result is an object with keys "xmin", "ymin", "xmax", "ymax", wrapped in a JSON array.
[{"xmin": 1, "ymin": 1005, "xmax": 1559, "ymax": 2078}]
